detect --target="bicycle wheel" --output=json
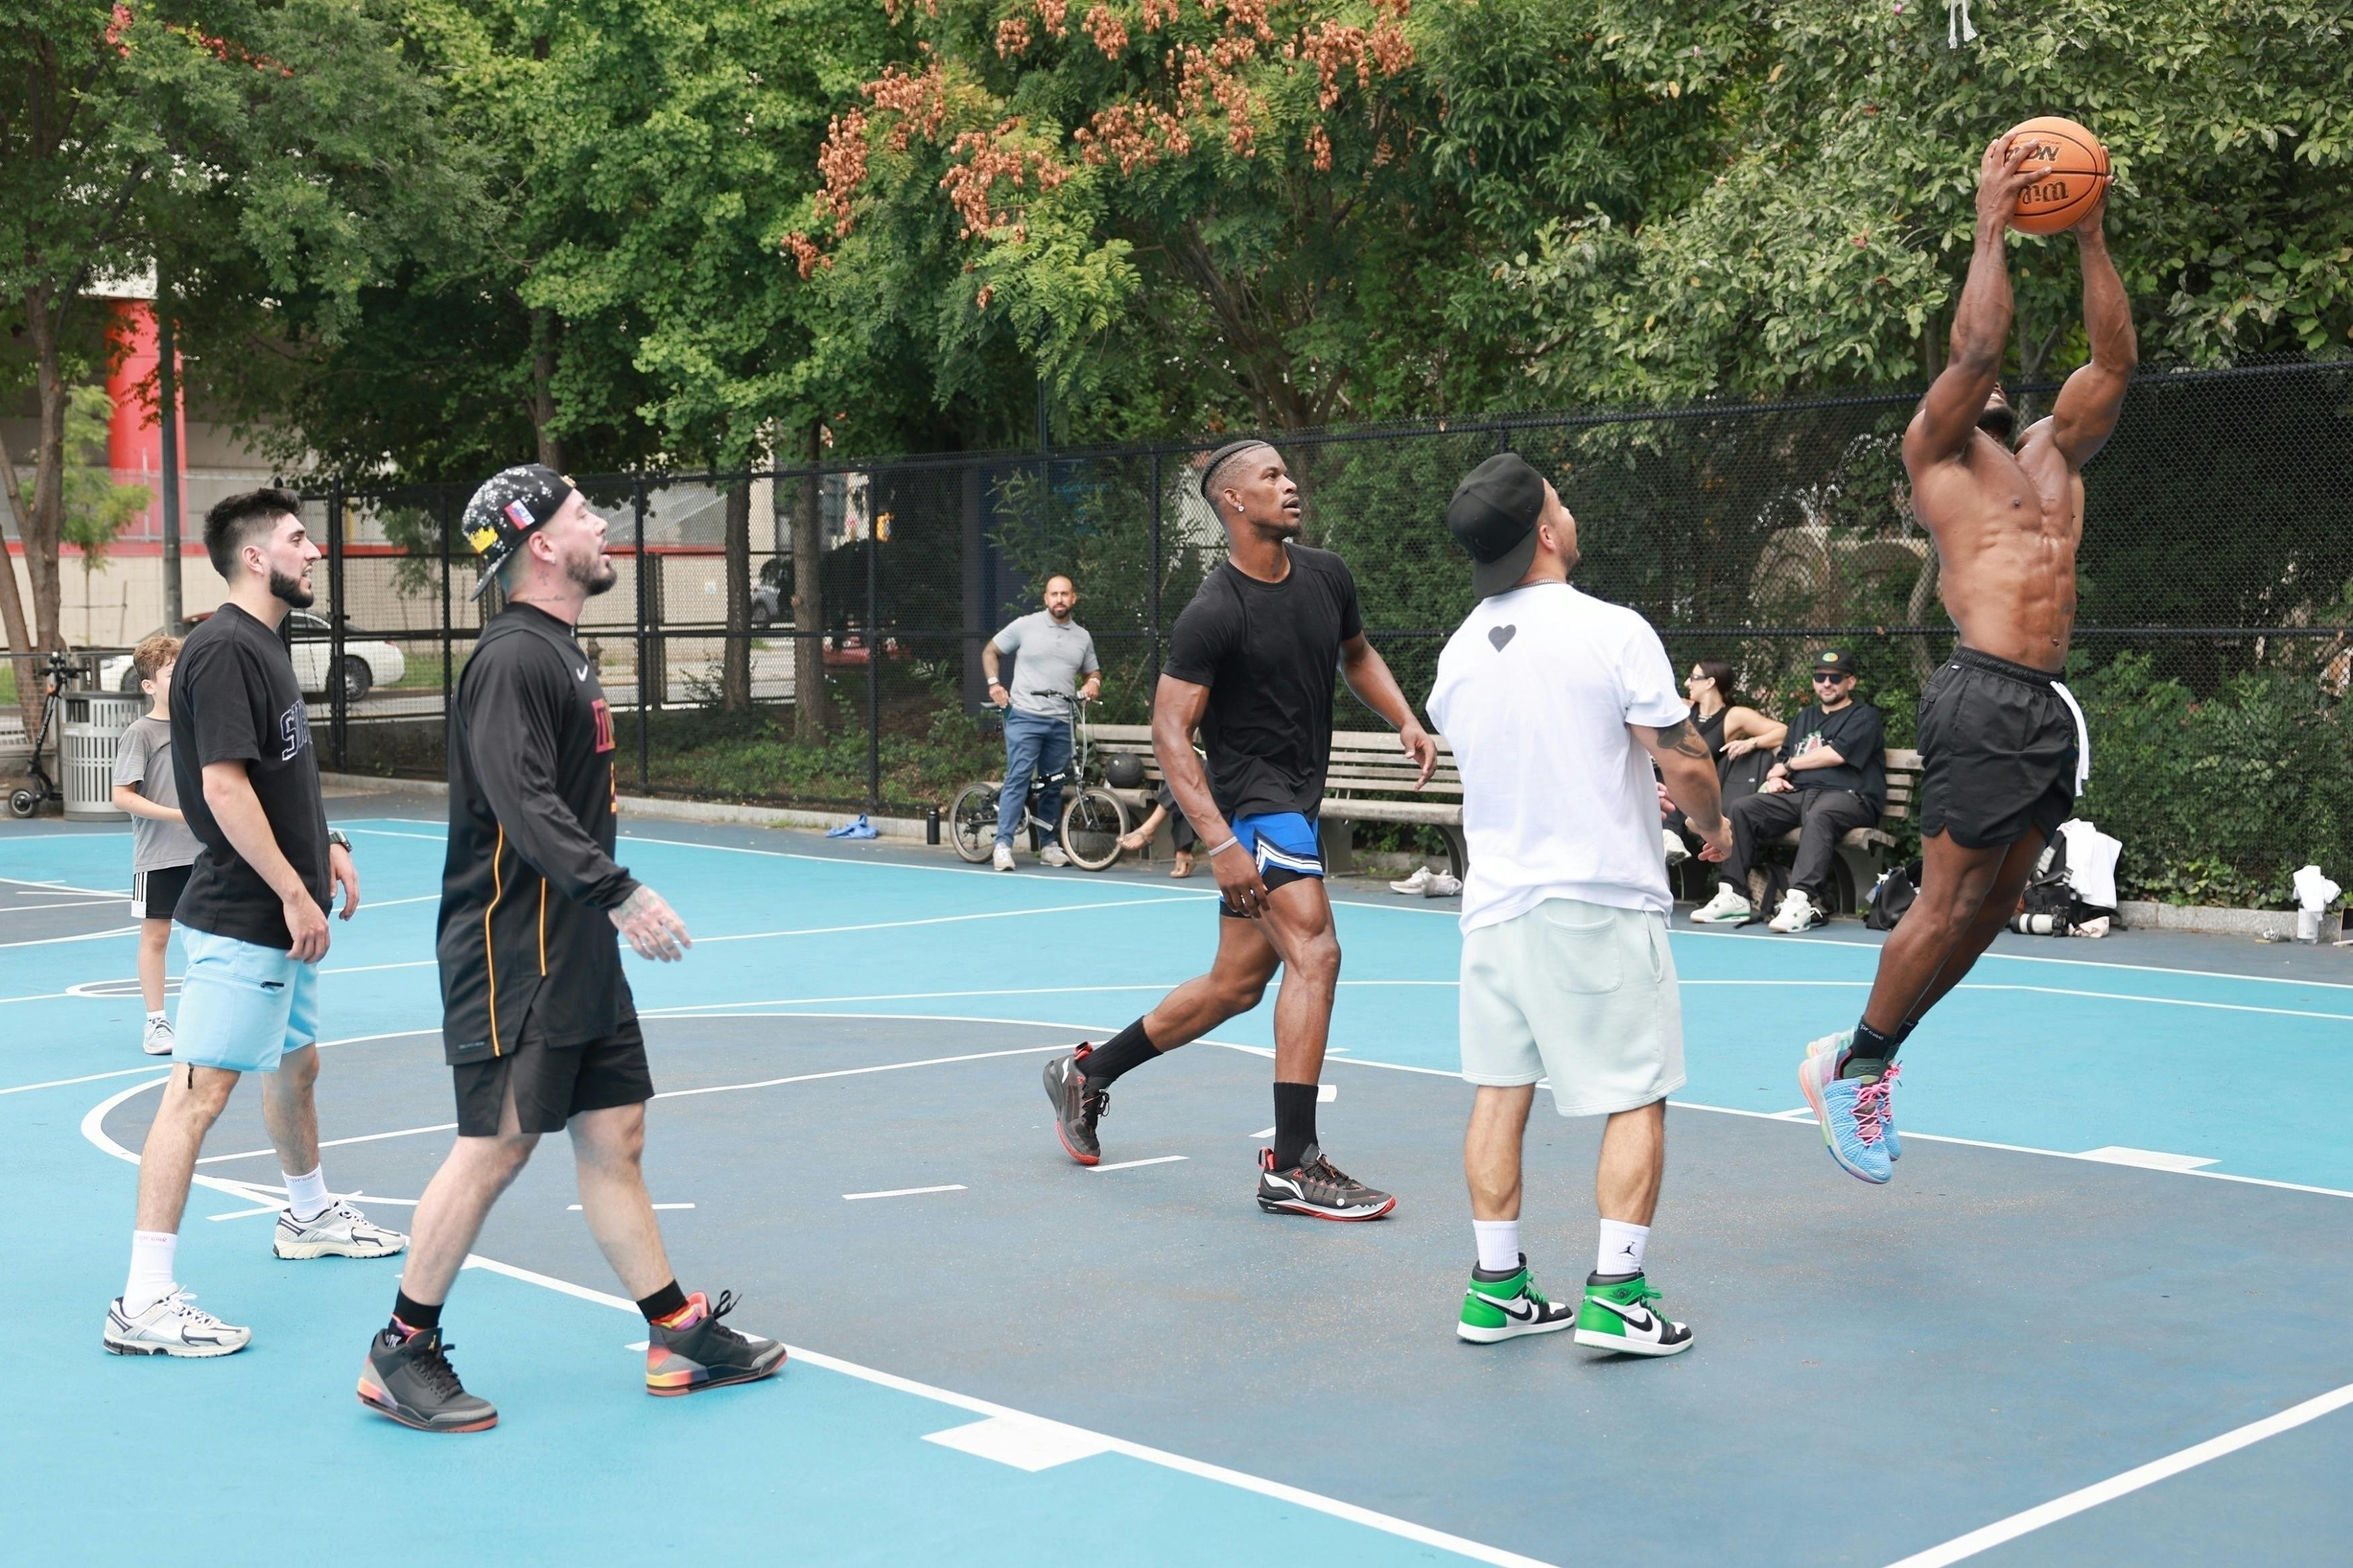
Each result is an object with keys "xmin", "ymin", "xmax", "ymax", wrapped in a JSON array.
[
  {"xmin": 949, "ymin": 782, "xmax": 1001, "ymax": 863},
  {"xmin": 1058, "ymin": 788, "xmax": 1127, "ymax": 872}
]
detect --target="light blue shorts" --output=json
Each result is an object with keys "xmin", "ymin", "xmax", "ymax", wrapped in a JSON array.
[{"xmin": 172, "ymin": 925, "xmax": 321, "ymax": 1074}]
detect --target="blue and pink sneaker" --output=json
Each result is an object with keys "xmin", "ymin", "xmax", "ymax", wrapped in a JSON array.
[
  {"xmin": 1806, "ymin": 1032, "xmax": 1901, "ymax": 1162},
  {"xmin": 1798, "ymin": 1031, "xmax": 1901, "ymax": 1184}
]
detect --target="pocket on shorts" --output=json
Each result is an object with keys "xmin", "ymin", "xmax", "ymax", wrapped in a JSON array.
[{"xmin": 1534, "ymin": 901, "xmax": 1623, "ymax": 994}]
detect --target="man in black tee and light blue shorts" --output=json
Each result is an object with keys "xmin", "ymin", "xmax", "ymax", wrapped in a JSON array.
[{"xmin": 1429, "ymin": 453, "xmax": 1729, "ymax": 1355}]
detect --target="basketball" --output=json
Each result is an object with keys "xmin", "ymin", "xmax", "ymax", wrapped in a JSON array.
[{"xmin": 2005, "ymin": 116, "xmax": 2110, "ymax": 235}]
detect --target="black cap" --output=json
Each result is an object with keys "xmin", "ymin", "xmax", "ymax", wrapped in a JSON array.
[
  {"xmin": 1445, "ymin": 452, "xmax": 1548, "ymax": 599},
  {"xmin": 1812, "ymin": 648, "xmax": 1860, "ymax": 677},
  {"xmin": 463, "ymin": 464, "xmax": 575, "ymax": 600}
]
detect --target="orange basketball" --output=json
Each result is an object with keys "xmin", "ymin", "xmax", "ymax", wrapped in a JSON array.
[{"xmin": 2005, "ymin": 116, "xmax": 2110, "ymax": 235}]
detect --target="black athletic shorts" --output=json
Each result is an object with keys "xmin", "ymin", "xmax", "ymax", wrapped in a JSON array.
[
  {"xmin": 132, "ymin": 863, "xmax": 193, "ymax": 921},
  {"xmin": 452, "ymin": 1009, "xmax": 654, "ymax": 1137},
  {"xmin": 1915, "ymin": 647, "xmax": 2086, "ymax": 850}
]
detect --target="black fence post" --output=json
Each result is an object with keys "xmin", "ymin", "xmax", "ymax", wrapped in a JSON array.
[
  {"xmin": 327, "ymin": 478, "xmax": 346, "ymax": 771},
  {"xmin": 633, "ymin": 477, "xmax": 650, "ymax": 794},
  {"xmin": 1148, "ymin": 448, "xmax": 1163, "ymax": 681},
  {"xmin": 865, "ymin": 513, "xmax": 881, "ymax": 813},
  {"xmin": 438, "ymin": 489, "xmax": 453, "ymax": 722}
]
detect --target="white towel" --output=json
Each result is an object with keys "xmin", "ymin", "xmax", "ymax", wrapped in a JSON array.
[
  {"xmin": 2055, "ymin": 819, "xmax": 2122, "ymax": 912},
  {"xmin": 2292, "ymin": 864, "xmax": 2342, "ymax": 913},
  {"xmin": 2048, "ymin": 678, "xmax": 2092, "ymax": 796}
]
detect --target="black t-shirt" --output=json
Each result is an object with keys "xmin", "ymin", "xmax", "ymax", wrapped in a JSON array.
[
  {"xmin": 169, "ymin": 603, "xmax": 331, "ymax": 948},
  {"xmin": 1780, "ymin": 700, "xmax": 1887, "ymax": 811},
  {"xmin": 1162, "ymin": 544, "xmax": 1363, "ymax": 819}
]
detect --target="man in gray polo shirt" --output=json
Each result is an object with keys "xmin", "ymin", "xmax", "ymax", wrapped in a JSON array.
[{"xmin": 982, "ymin": 575, "xmax": 1101, "ymax": 870}]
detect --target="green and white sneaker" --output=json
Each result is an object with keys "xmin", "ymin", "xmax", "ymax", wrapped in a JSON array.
[
  {"xmin": 1456, "ymin": 1256, "xmax": 1577, "ymax": 1344},
  {"xmin": 1572, "ymin": 1272, "xmax": 1693, "ymax": 1357}
]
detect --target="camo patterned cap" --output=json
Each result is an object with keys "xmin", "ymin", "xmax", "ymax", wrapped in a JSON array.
[{"xmin": 462, "ymin": 464, "xmax": 575, "ymax": 600}]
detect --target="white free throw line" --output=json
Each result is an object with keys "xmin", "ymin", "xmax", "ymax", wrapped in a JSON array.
[
  {"xmin": 1882, "ymin": 1380, "xmax": 2353, "ymax": 1568},
  {"xmin": 843, "ymin": 1184, "xmax": 966, "ymax": 1201},
  {"xmin": 1091, "ymin": 1155, "xmax": 1187, "ymax": 1172}
]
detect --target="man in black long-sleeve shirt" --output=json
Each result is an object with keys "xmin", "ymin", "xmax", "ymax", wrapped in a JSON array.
[{"xmin": 357, "ymin": 465, "xmax": 785, "ymax": 1434}]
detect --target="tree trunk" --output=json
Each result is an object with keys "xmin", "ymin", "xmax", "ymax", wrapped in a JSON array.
[
  {"xmin": 25, "ymin": 292, "xmax": 69, "ymax": 660},
  {"xmin": 791, "ymin": 419, "xmax": 828, "ymax": 739},
  {"xmin": 721, "ymin": 477, "xmax": 752, "ymax": 712},
  {"xmin": 0, "ymin": 423, "xmax": 45, "ymax": 739},
  {"xmin": 529, "ymin": 307, "xmax": 567, "ymax": 472},
  {"xmin": 1905, "ymin": 544, "xmax": 1944, "ymax": 690}
]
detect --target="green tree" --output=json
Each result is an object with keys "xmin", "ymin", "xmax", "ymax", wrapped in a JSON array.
[{"xmin": 58, "ymin": 384, "xmax": 151, "ymax": 591}]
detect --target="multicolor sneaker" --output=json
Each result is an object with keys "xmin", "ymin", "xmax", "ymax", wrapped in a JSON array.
[
  {"xmin": 358, "ymin": 1323, "xmax": 498, "ymax": 1432},
  {"xmin": 1807, "ymin": 1033, "xmax": 1901, "ymax": 1161},
  {"xmin": 1573, "ymin": 1272, "xmax": 1693, "ymax": 1356},
  {"xmin": 1797, "ymin": 1032, "xmax": 1895, "ymax": 1184},
  {"xmin": 274, "ymin": 1198, "xmax": 409, "ymax": 1260},
  {"xmin": 1457, "ymin": 1256, "xmax": 1577, "ymax": 1344},
  {"xmin": 1041, "ymin": 1044, "xmax": 1108, "ymax": 1165},
  {"xmin": 1255, "ymin": 1143, "xmax": 1396, "ymax": 1221},
  {"xmin": 104, "ymin": 1290, "xmax": 249, "ymax": 1357},
  {"xmin": 645, "ymin": 1290, "xmax": 788, "ymax": 1396}
]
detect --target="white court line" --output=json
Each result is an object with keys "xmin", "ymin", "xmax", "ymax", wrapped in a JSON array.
[
  {"xmin": 1092, "ymin": 1155, "xmax": 1187, "ymax": 1173},
  {"xmin": 694, "ymin": 893, "xmax": 1217, "ymax": 947},
  {"xmin": 0, "ymin": 924, "xmax": 139, "ymax": 948},
  {"xmin": 346, "ymin": 827, "xmax": 446, "ymax": 841},
  {"xmin": 1882, "ymin": 1380, "xmax": 2353, "ymax": 1568},
  {"xmin": 198, "ymin": 1120, "xmax": 459, "ymax": 1165},
  {"xmin": 449, "ymin": 1252, "xmax": 1554, "ymax": 1568},
  {"xmin": 0, "ymin": 876, "xmax": 131, "ymax": 897},
  {"xmin": 843, "ymin": 1184, "xmax": 966, "ymax": 1201},
  {"xmin": 0, "ymin": 896, "xmax": 130, "ymax": 911},
  {"xmin": 0, "ymin": 1065, "xmax": 169, "ymax": 1096}
]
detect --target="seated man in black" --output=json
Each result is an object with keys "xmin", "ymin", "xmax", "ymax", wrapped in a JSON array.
[{"xmin": 1689, "ymin": 649, "xmax": 1885, "ymax": 932}]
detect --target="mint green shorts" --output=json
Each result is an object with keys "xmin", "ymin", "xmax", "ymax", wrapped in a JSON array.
[
  {"xmin": 172, "ymin": 926, "xmax": 321, "ymax": 1074},
  {"xmin": 1458, "ymin": 898, "xmax": 1685, "ymax": 1116}
]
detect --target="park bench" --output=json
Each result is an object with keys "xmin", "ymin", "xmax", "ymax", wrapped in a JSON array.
[{"xmin": 1747, "ymin": 747, "xmax": 1922, "ymax": 915}]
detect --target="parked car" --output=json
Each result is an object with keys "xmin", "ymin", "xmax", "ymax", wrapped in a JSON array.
[
  {"xmin": 102, "ymin": 611, "xmax": 406, "ymax": 702},
  {"xmin": 750, "ymin": 579, "xmax": 782, "ymax": 630}
]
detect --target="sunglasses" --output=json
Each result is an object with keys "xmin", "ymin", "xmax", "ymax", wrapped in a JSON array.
[{"xmin": 1812, "ymin": 673, "xmax": 1849, "ymax": 684}]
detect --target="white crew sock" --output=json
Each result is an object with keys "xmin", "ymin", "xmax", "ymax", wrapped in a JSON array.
[
  {"xmin": 283, "ymin": 1165, "xmax": 331, "ymax": 1223},
  {"xmin": 1597, "ymin": 1219, "xmax": 1649, "ymax": 1278},
  {"xmin": 125, "ymin": 1230, "xmax": 178, "ymax": 1315},
  {"xmin": 146, "ymin": 1009, "xmax": 165, "ymax": 1024},
  {"xmin": 1472, "ymin": 1219, "xmax": 1522, "ymax": 1274}
]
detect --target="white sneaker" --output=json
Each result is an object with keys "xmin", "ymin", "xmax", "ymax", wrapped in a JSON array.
[
  {"xmin": 273, "ymin": 1199, "xmax": 408, "ymax": 1260},
  {"xmin": 1689, "ymin": 884, "xmax": 1752, "ymax": 924},
  {"xmin": 1423, "ymin": 871, "xmax": 1464, "ymax": 898},
  {"xmin": 992, "ymin": 841, "xmax": 1015, "ymax": 872},
  {"xmin": 1768, "ymin": 889, "xmax": 1825, "ymax": 933},
  {"xmin": 1038, "ymin": 844, "xmax": 1071, "ymax": 868},
  {"xmin": 1388, "ymin": 866, "xmax": 1433, "ymax": 895},
  {"xmin": 141, "ymin": 1016, "xmax": 175, "ymax": 1057},
  {"xmin": 104, "ymin": 1290, "xmax": 250, "ymax": 1357},
  {"xmin": 1663, "ymin": 829, "xmax": 1691, "ymax": 868}
]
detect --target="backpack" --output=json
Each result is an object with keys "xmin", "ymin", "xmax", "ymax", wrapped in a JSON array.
[{"xmin": 1865, "ymin": 860, "xmax": 1922, "ymax": 932}]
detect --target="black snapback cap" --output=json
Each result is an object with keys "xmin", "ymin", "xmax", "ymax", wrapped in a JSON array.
[{"xmin": 1445, "ymin": 452, "xmax": 1548, "ymax": 599}]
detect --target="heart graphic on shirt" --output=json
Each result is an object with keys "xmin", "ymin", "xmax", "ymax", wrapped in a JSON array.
[{"xmin": 1488, "ymin": 624, "xmax": 1517, "ymax": 652}]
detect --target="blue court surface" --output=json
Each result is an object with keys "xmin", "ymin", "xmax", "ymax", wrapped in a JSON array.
[{"xmin": 5, "ymin": 796, "xmax": 2350, "ymax": 1566}]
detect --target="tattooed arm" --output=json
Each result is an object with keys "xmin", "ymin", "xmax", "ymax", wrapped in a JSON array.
[{"xmin": 1632, "ymin": 717, "xmax": 1730, "ymax": 861}]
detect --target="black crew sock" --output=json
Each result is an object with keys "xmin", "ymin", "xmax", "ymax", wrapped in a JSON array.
[
  {"xmin": 1082, "ymin": 1018, "xmax": 1160, "ymax": 1086},
  {"xmin": 391, "ymin": 1290, "xmax": 441, "ymax": 1336},
  {"xmin": 1271, "ymin": 1081, "xmax": 1319, "ymax": 1170},
  {"xmin": 638, "ymin": 1280, "xmax": 690, "ymax": 1325},
  {"xmin": 1843, "ymin": 1018, "xmax": 1901, "ymax": 1080}
]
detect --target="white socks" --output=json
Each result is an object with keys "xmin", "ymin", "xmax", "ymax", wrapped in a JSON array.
[
  {"xmin": 283, "ymin": 1165, "xmax": 331, "ymax": 1223},
  {"xmin": 1472, "ymin": 1219, "xmax": 1521, "ymax": 1273},
  {"xmin": 146, "ymin": 1009, "xmax": 165, "ymax": 1024},
  {"xmin": 125, "ymin": 1230, "xmax": 178, "ymax": 1315},
  {"xmin": 1597, "ymin": 1219, "xmax": 1650, "ymax": 1278}
]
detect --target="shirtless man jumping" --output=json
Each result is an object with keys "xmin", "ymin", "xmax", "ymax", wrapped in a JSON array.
[{"xmin": 1798, "ymin": 132, "xmax": 2135, "ymax": 1184}]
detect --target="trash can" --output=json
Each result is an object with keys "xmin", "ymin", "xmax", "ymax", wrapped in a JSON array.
[{"xmin": 62, "ymin": 690, "xmax": 141, "ymax": 822}]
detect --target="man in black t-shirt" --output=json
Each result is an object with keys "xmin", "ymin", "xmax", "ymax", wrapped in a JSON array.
[
  {"xmin": 1691, "ymin": 649, "xmax": 1886, "ymax": 933},
  {"xmin": 357, "ymin": 466, "xmax": 783, "ymax": 1434},
  {"xmin": 1039, "ymin": 440, "xmax": 1437, "ymax": 1220},
  {"xmin": 104, "ymin": 489, "xmax": 405, "ymax": 1362}
]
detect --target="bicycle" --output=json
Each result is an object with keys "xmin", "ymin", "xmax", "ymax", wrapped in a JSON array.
[{"xmin": 948, "ymin": 700, "xmax": 1127, "ymax": 872}]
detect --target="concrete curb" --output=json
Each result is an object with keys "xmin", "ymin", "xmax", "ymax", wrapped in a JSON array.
[
  {"xmin": 319, "ymin": 772, "xmax": 930, "ymax": 840},
  {"xmin": 2116, "ymin": 900, "xmax": 2344, "ymax": 942}
]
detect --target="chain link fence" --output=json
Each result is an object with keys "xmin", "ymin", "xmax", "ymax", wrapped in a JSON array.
[{"xmin": 296, "ymin": 358, "xmax": 2351, "ymax": 907}]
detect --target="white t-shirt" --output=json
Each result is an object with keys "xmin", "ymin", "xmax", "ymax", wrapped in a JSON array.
[{"xmin": 1425, "ymin": 581, "xmax": 1689, "ymax": 931}]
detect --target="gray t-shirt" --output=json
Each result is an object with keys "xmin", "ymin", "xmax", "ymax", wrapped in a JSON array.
[
  {"xmin": 991, "ymin": 610, "xmax": 1099, "ymax": 720},
  {"xmin": 112, "ymin": 714, "xmax": 204, "ymax": 872}
]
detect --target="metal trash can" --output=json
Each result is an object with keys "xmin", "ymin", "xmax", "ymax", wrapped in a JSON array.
[{"xmin": 62, "ymin": 690, "xmax": 142, "ymax": 822}]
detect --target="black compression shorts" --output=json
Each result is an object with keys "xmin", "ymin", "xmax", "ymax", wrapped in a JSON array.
[
  {"xmin": 1915, "ymin": 647, "xmax": 2085, "ymax": 850},
  {"xmin": 452, "ymin": 1009, "xmax": 654, "ymax": 1136}
]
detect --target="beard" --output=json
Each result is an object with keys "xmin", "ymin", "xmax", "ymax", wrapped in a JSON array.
[
  {"xmin": 1977, "ymin": 404, "xmax": 2016, "ymax": 440},
  {"xmin": 268, "ymin": 568, "xmax": 314, "ymax": 608},
  {"xmin": 569, "ymin": 550, "xmax": 617, "ymax": 596}
]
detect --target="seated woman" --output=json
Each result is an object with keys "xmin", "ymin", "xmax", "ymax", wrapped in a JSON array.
[
  {"xmin": 1665, "ymin": 658, "xmax": 1786, "ymax": 862},
  {"xmin": 1117, "ymin": 780, "xmax": 1197, "ymax": 877}
]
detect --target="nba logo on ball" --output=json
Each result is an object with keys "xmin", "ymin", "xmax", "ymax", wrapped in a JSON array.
[{"xmin": 2006, "ymin": 116, "xmax": 2111, "ymax": 235}]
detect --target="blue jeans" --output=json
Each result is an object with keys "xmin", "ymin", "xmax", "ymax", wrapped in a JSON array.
[{"xmin": 997, "ymin": 708, "xmax": 1072, "ymax": 848}]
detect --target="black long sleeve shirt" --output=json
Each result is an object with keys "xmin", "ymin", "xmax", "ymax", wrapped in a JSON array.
[{"xmin": 437, "ymin": 604, "xmax": 641, "ymax": 1061}]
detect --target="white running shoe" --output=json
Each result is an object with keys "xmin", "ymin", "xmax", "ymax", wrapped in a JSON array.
[
  {"xmin": 1689, "ymin": 884, "xmax": 1752, "ymax": 923},
  {"xmin": 274, "ymin": 1199, "xmax": 408, "ymax": 1260},
  {"xmin": 1768, "ymin": 889, "xmax": 1825, "ymax": 933},
  {"xmin": 1038, "ymin": 844, "xmax": 1071, "ymax": 867},
  {"xmin": 1663, "ymin": 829, "xmax": 1691, "ymax": 867},
  {"xmin": 104, "ymin": 1290, "xmax": 250, "ymax": 1357},
  {"xmin": 1423, "ymin": 871, "xmax": 1464, "ymax": 898},
  {"xmin": 141, "ymin": 1016, "xmax": 175, "ymax": 1057},
  {"xmin": 1388, "ymin": 866, "xmax": 1433, "ymax": 895},
  {"xmin": 992, "ymin": 841, "xmax": 1015, "ymax": 872}
]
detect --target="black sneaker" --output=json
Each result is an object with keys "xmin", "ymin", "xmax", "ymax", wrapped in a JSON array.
[
  {"xmin": 1041, "ymin": 1044, "xmax": 1108, "ymax": 1166},
  {"xmin": 1256, "ymin": 1143, "xmax": 1396, "ymax": 1221},
  {"xmin": 358, "ymin": 1324, "xmax": 498, "ymax": 1433},
  {"xmin": 645, "ymin": 1291, "xmax": 788, "ymax": 1396}
]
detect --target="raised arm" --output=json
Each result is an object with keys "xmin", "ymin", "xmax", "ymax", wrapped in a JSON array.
[
  {"xmin": 1337, "ymin": 632, "xmax": 1437, "ymax": 786},
  {"xmin": 2045, "ymin": 197, "xmax": 2137, "ymax": 469},
  {"xmin": 1905, "ymin": 135, "xmax": 2048, "ymax": 468}
]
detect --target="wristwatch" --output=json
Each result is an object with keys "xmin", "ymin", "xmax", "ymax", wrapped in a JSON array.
[{"xmin": 327, "ymin": 829, "xmax": 354, "ymax": 853}]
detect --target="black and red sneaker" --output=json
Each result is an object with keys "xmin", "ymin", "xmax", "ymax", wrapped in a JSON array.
[
  {"xmin": 645, "ymin": 1291, "xmax": 787, "ymax": 1396},
  {"xmin": 1041, "ymin": 1044, "xmax": 1109, "ymax": 1165},
  {"xmin": 1256, "ymin": 1143, "xmax": 1396, "ymax": 1221},
  {"xmin": 358, "ymin": 1323, "xmax": 499, "ymax": 1433}
]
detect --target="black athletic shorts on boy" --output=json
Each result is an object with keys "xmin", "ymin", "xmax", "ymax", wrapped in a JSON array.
[
  {"xmin": 1915, "ymin": 647, "xmax": 2089, "ymax": 850},
  {"xmin": 452, "ymin": 1009, "xmax": 654, "ymax": 1136},
  {"xmin": 132, "ymin": 863, "xmax": 194, "ymax": 921}
]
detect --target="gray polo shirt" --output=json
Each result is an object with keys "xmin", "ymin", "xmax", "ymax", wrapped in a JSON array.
[{"xmin": 992, "ymin": 610, "xmax": 1099, "ymax": 720}]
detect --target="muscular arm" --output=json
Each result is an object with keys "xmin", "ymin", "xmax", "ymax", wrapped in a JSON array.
[
  {"xmin": 1905, "ymin": 135, "xmax": 2046, "ymax": 468},
  {"xmin": 2046, "ymin": 204, "xmax": 2137, "ymax": 468},
  {"xmin": 1151, "ymin": 675, "xmax": 1230, "ymax": 852},
  {"xmin": 1338, "ymin": 632, "xmax": 1438, "ymax": 786}
]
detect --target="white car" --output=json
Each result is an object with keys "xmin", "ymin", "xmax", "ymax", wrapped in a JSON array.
[{"xmin": 103, "ymin": 611, "xmax": 407, "ymax": 702}]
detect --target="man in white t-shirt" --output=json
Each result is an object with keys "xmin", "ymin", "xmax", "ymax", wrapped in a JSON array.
[{"xmin": 1427, "ymin": 452, "xmax": 1731, "ymax": 1358}]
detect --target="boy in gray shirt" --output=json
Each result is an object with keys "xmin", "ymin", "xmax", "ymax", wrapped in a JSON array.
[
  {"xmin": 980, "ymin": 575, "xmax": 1100, "ymax": 869},
  {"xmin": 112, "ymin": 633, "xmax": 205, "ymax": 1055}
]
